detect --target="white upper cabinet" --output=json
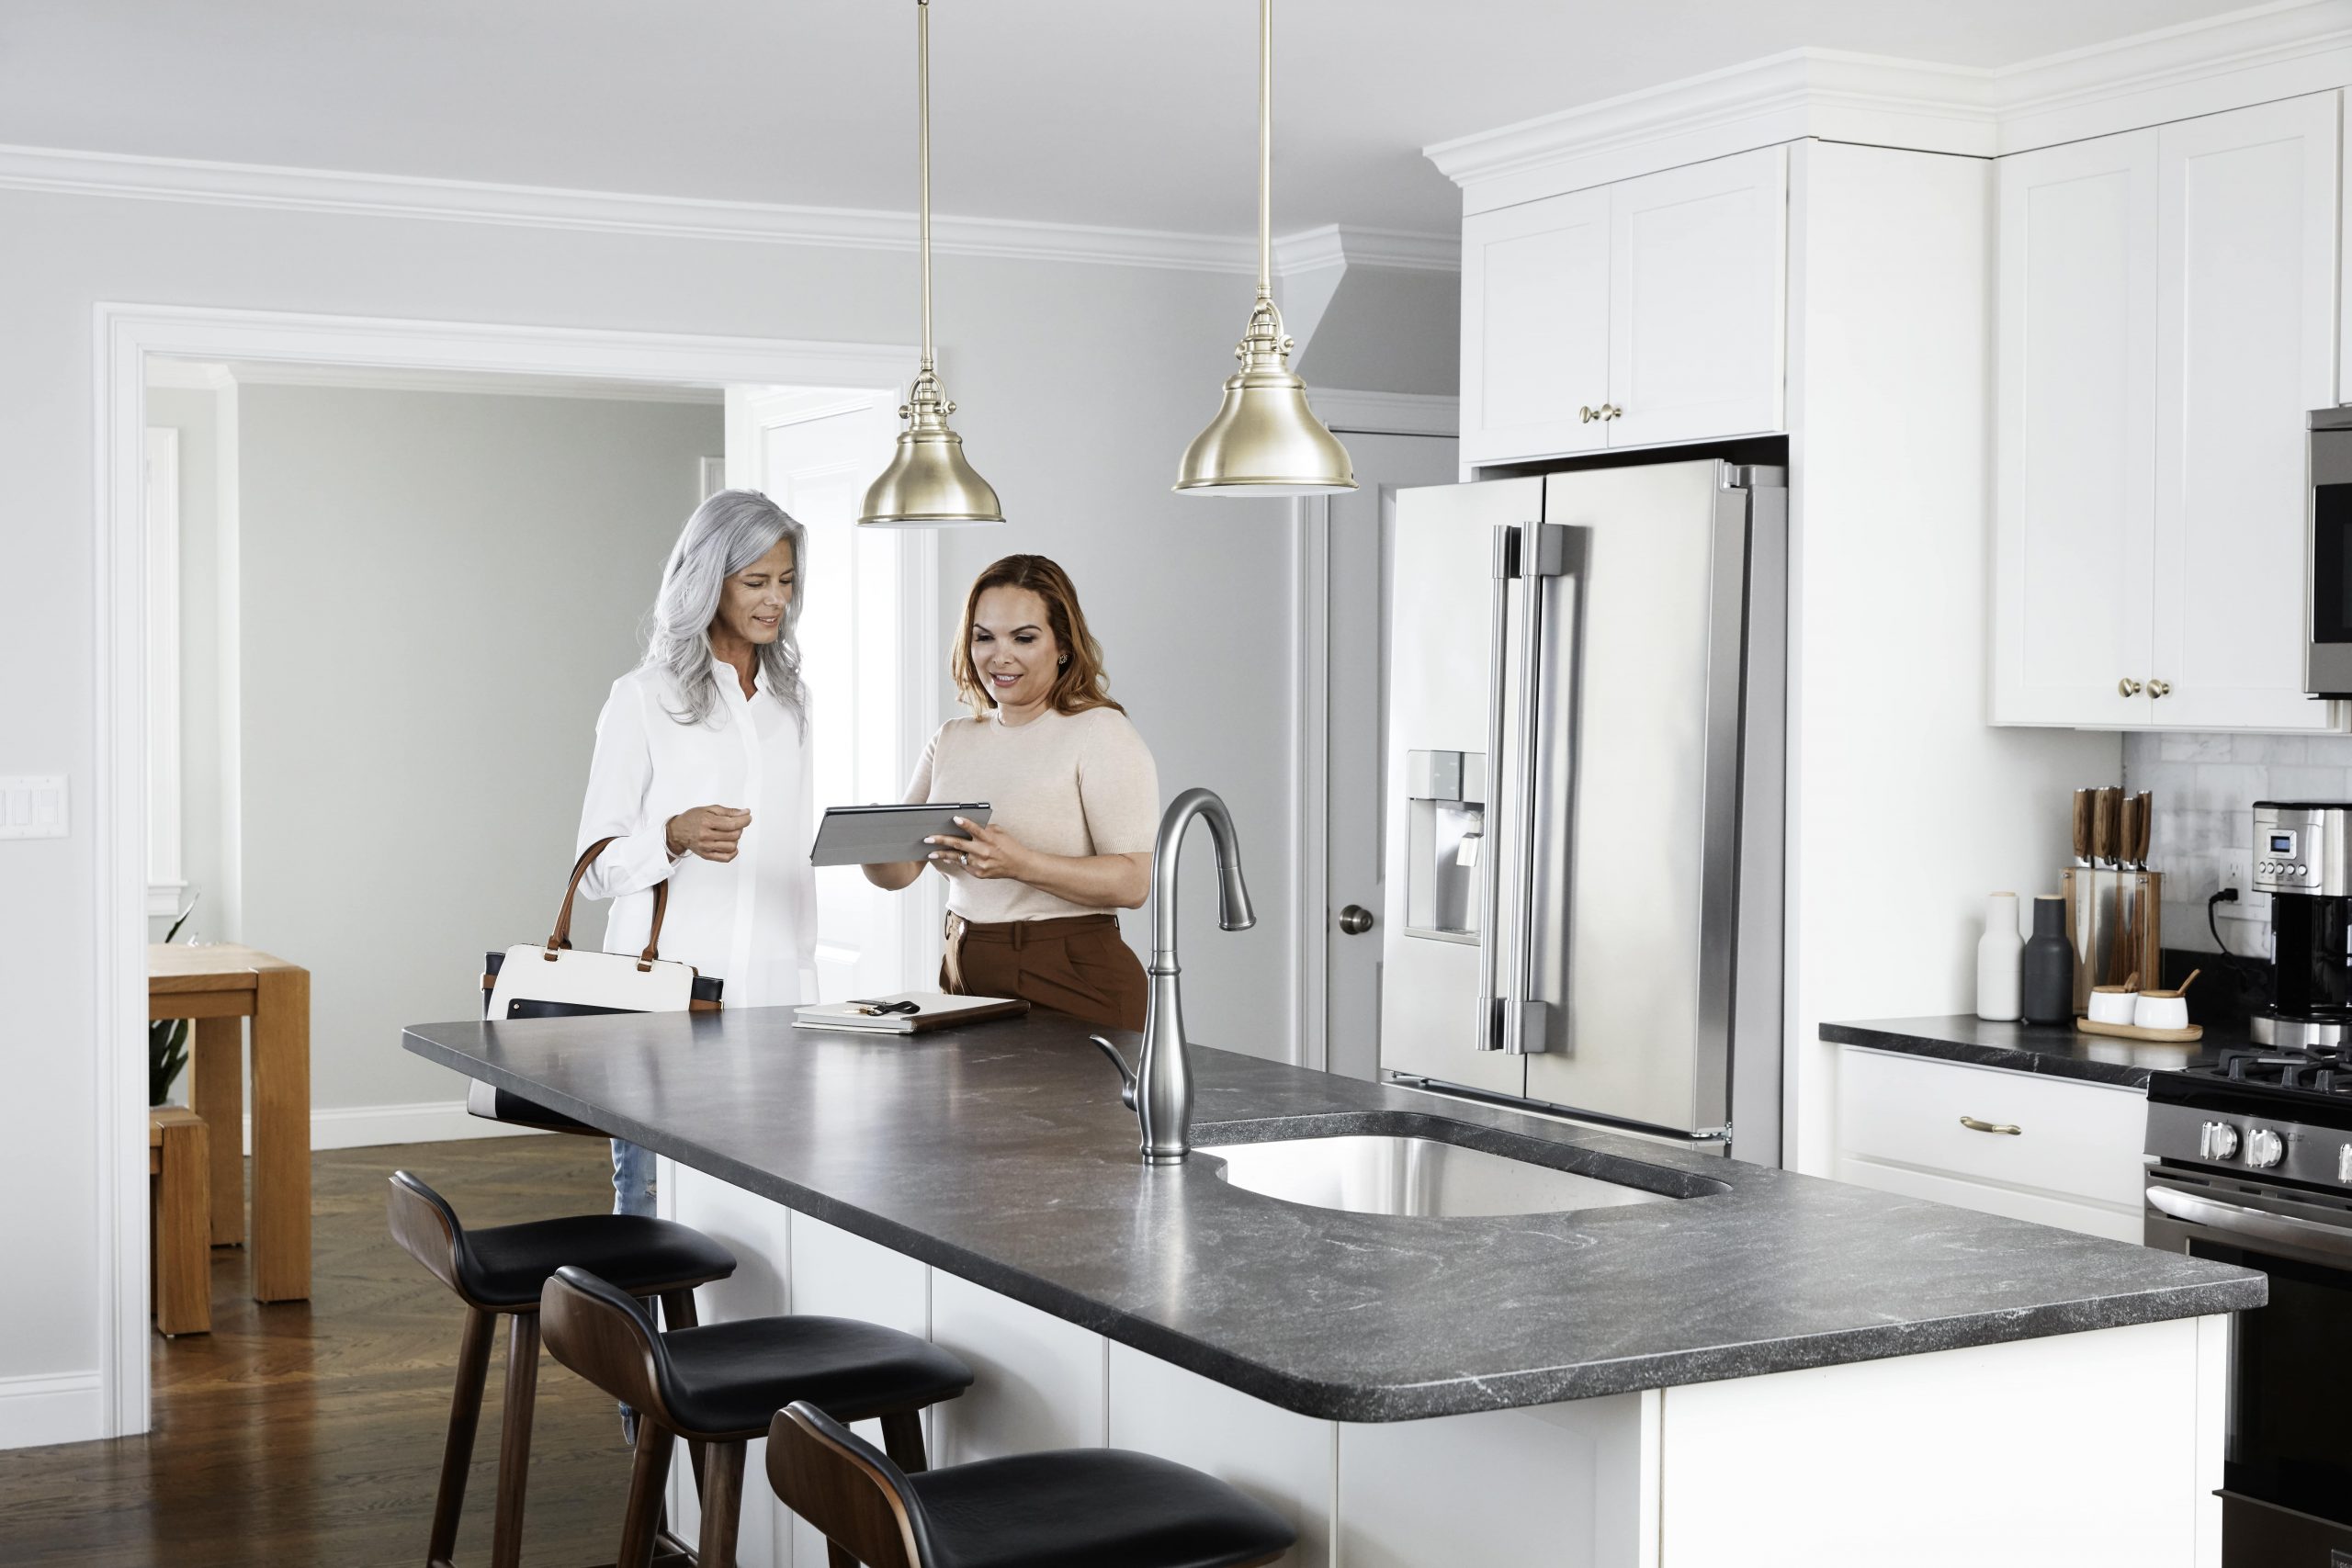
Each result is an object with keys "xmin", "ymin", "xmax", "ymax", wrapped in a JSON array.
[
  {"xmin": 1607, "ymin": 149, "xmax": 1787, "ymax": 449},
  {"xmin": 1460, "ymin": 187, "xmax": 1611, "ymax": 466},
  {"xmin": 1992, "ymin": 129, "xmax": 2161, "ymax": 727},
  {"xmin": 1994, "ymin": 94, "xmax": 2341, "ymax": 731},
  {"xmin": 2149, "ymin": 96, "xmax": 2339, "ymax": 731},
  {"xmin": 1460, "ymin": 147, "xmax": 1785, "ymax": 467}
]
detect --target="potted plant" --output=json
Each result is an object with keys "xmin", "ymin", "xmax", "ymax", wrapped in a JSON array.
[{"xmin": 151, "ymin": 901, "xmax": 197, "ymax": 1106}]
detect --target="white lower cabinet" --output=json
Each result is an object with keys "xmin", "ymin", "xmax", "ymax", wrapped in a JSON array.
[
  {"xmin": 1109, "ymin": 1347, "xmax": 1339, "ymax": 1568},
  {"xmin": 1834, "ymin": 1045, "xmax": 2148, "ymax": 1241}
]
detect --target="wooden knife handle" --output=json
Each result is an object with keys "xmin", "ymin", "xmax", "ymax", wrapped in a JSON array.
[
  {"xmin": 2072, "ymin": 789, "xmax": 2093, "ymax": 863},
  {"xmin": 2119, "ymin": 795, "xmax": 2143, "ymax": 872},
  {"xmin": 2093, "ymin": 787, "xmax": 2120, "ymax": 864}
]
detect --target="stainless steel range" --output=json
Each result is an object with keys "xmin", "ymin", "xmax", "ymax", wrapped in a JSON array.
[{"xmin": 2145, "ymin": 1046, "xmax": 2352, "ymax": 1564}]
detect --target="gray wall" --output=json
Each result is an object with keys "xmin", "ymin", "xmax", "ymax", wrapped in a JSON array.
[{"xmin": 234, "ymin": 386, "xmax": 719, "ymax": 1112}]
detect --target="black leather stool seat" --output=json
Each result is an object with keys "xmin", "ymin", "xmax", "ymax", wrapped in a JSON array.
[
  {"xmin": 657, "ymin": 1315, "xmax": 977, "ymax": 1438},
  {"xmin": 909, "ymin": 1449, "xmax": 1296, "ymax": 1568},
  {"xmin": 458, "ymin": 1214, "xmax": 738, "ymax": 1309}
]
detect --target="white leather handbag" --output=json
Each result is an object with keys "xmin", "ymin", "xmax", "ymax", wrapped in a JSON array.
[{"xmin": 469, "ymin": 835, "xmax": 719, "ymax": 1134}]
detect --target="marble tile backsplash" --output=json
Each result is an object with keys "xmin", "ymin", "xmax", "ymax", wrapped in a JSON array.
[{"xmin": 2120, "ymin": 730, "xmax": 2352, "ymax": 957}]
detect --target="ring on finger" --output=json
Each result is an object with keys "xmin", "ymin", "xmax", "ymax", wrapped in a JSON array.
[{"xmin": 961, "ymin": 853, "xmax": 971, "ymax": 867}]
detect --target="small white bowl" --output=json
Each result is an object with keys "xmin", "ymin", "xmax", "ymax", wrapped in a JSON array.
[
  {"xmin": 2133, "ymin": 992, "xmax": 2190, "ymax": 1032},
  {"xmin": 2087, "ymin": 987, "xmax": 2138, "ymax": 1025}
]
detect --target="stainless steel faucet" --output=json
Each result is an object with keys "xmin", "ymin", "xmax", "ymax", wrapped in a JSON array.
[{"xmin": 1090, "ymin": 786, "xmax": 1254, "ymax": 1164}]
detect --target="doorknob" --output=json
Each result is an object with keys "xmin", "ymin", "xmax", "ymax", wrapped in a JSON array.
[{"xmin": 1337, "ymin": 905, "xmax": 1376, "ymax": 935}]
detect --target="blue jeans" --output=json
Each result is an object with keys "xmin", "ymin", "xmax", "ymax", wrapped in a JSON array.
[{"xmin": 611, "ymin": 1138, "xmax": 656, "ymax": 1217}]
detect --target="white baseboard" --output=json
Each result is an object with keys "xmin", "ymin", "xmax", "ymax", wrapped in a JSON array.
[
  {"xmin": 227, "ymin": 1100, "xmax": 554, "ymax": 1155},
  {"xmin": 0, "ymin": 1371, "xmax": 106, "ymax": 1450}
]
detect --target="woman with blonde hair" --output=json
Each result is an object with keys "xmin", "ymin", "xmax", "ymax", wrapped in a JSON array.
[{"xmin": 865, "ymin": 555, "xmax": 1158, "ymax": 1029}]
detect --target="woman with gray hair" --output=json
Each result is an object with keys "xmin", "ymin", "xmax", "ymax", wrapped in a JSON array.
[{"xmin": 574, "ymin": 489, "xmax": 820, "ymax": 1216}]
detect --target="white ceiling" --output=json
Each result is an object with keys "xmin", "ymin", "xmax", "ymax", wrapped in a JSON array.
[{"xmin": 0, "ymin": 1, "xmax": 2263, "ymax": 238}]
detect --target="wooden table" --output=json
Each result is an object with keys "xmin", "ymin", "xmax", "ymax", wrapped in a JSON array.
[{"xmin": 149, "ymin": 943, "xmax": 311, "ymax": 1302}]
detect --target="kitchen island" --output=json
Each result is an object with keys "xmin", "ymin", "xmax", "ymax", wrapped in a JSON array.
[{"xmin": 406, "ymin": 1007, "xmax": 2261, "ymax": 1568}]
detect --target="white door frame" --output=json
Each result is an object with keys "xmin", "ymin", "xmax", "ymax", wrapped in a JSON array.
[
  {"xmin": 1288, "ymin": 391, "xmax": 1458, "ymax": 1070},
  {"xmin": 93, "ymin": 302, "xmax": 917, "ymax": 1437}
]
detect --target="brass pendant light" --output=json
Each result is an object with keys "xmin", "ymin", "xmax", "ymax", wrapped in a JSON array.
[
  {"xmin": 859, "ymin": 0, "xmax": 1003, "ymax": 528},
  {"xmin": 1175, "ymin": 0, "xmax": 1354, "ymax": 497}
]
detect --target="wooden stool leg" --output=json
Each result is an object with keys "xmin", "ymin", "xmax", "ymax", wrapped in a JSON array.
[
  {"xmin": 695, "ymin": 1438, "xmax": 745, "ymax": 1568},
  {"xmin": 879, "ymin": 1410, "xmax": 928, "ymax": 1473},
  {"xmin": 154, "ymin": 1115, "xmax": 211, "ymax": 1336},
  {"xmin": 488, "ymin": 1312, "xmax": 540, "ymax": 1568},
  {"xmin": 826, "ymin": 1546, "xmax": 859, "ymax": 1568},
  {"xmin": 188, "ymin": 1016, "xmax": 243, "ymax": 1247},
  {"xmin": 425, "ymin": 1308, "xmax": 495, "ymax": 1568},
  {"xmin": 658, "ymin": 1287, "xmax": 699, "ymax": 1330},
  {"xmin": 616, "ymin": 1426, "xmax": 675, "ymax": 1568}
]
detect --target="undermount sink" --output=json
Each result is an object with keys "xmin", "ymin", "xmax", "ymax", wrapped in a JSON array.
[{"xmin": 1200, "ymin": 1117, "xmax": 1721, "ymax": 1219}]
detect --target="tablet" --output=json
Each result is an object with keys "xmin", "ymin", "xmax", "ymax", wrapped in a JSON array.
[{"xmin": 809, "ymin": 802, "xmax": 990, "ymax": 867}]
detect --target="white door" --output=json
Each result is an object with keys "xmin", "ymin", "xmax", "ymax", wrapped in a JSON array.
[
  {"xmin": 2149, "ymin": 94, "xmax": 2340, "ymax": 731},
  {"xmin": 1991, "ymin": 129, "xmax": 2161, "ymax": 726},
  {"xmin": 1460, "ymin": 187, "xmax": 1611, "ymax": 468},
  {"xmin": 1606, "ymin": 145, "xmax": 1786, "ymax": 448},
  {"xmin": 1317, "ymin": 432, "xmax": 1459, "ymax": 1081},
  {"xmin": 726, "ymin": 385, "xmax": 942, "ymax": 1000}
]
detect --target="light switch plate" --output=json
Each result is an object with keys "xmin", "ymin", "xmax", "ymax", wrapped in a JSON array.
[{"xmin": 0, "ymin": 775, "xmax": 68, "ymax": 839}]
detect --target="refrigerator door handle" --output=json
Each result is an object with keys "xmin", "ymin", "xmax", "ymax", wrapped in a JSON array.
[
  {"xmin": 1501, "ymin": 524, "xmax": 1567, "ymax": 1055},
  {"xmin": 1473, "ymin": 525, "xmax": 1518, "ymax": 1051}
]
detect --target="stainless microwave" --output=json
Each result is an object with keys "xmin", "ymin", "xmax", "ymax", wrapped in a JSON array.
[{"xmin": 2310, "ymin": 406, "xmax": 2352, "ymax": 694}]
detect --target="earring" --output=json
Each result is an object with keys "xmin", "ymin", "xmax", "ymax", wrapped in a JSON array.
[{"xmin": 1058, "ymin": 654, "xmax": 1069, "ymax": 667}]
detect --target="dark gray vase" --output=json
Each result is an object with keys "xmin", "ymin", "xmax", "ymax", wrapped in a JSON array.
[{"xmin": 2019, "ymin": 896, "xmax": 2074, "ymax": 1024}]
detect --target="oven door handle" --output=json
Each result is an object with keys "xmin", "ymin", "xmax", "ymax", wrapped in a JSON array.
[{"xmin": 2147, "ymin": 1182, "xmax": 2352, "ymax": 1262}]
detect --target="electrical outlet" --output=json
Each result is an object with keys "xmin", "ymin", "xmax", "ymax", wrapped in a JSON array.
[{"xmin": 2217, "ymin": 850, "xmax": 2269, "ymax": 921}]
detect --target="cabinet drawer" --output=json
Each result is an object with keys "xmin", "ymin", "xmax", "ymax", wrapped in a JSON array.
[{"xmin": 1837, "ymin": 1047, "xmax": 2146, "ymax": 1211}]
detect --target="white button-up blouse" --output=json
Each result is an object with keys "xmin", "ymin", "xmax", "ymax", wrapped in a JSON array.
[{"xmin": 573, "ymin": 660, "xmax": 818, "ymax": 1009}]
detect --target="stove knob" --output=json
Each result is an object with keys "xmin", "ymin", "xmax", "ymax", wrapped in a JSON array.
[
  {"xmin": 2201, "ymin": 1121, "xmax": 2241, "ymax": 1160},
  {"xmin": 2245, "ymin": 1127, "xmax": 2286, "ymax": 1169}
]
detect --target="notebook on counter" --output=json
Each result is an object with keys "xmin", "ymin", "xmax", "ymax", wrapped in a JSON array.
[{"xmin": 792, "ymin": 992, "xmax": 1030, "ymax": 1035}]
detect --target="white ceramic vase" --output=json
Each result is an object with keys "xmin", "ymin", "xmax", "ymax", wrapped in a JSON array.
[{"xmin": 1976, "ymin": 892, "xmax": 2023, "ymax": 1022}]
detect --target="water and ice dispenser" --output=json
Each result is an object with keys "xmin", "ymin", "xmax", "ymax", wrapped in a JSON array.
[{"xmin": 1403, "ymin": 750, "xmax": 1486, "ymax": 940}]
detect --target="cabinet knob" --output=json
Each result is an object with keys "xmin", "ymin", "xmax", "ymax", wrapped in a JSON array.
[
  {"xmin": 1578, "ymin": 405, "xmax": 1597, "ymax": 423},
  {"xmin": 2149, "ymin": 680, "xmax": 2172, "ymax": 698},
  {"xmin": 2118, "ymin": 678, "xmax": 2143, "ymax": 697},
  {"xmin": 1602, "ymin": 404, "xmax": 1623, "ymax": 420}
]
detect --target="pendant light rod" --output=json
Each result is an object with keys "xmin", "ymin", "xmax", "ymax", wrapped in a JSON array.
[
  {"xmin": 1256, "ymin": 0, "xmax": 1272, "ymax": 300},
  {"xmin": 919, "ymin": 0, "xmax": 934, "ymax": 369},
  {"xmin": 854, "ymin": 0, "xmax": 1003, "ymax": 526}
]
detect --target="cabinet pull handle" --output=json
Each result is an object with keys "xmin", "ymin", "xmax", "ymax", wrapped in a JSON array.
[
  {"xmin": 2148, "ymin": 680, "xmax": 2171, "ymax": 698},
  {"xmin": 1959, "ymin": 1115, "xmax": 2021, "ymax": 1136},
  {"xmin": 2117, "ymin": 678, "xmax": 2143, "ymax": 697}
]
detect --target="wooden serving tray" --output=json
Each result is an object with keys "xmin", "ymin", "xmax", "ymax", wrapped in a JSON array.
[{"xmin": 2075, "ymin": 1017, "xmax": 2203, "ymax": 1044}]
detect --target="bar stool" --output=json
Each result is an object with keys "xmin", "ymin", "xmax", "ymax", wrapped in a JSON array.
[
  {"xmin": 767, "ymin": 1399, "xmax": 1295, "ymax": 1568},
  {"xmin": 388, "ymin": 1171, "xmax": 739, "ymax": 1568},
  {"xmin": 541, "ymin": 1265, "xmax": 977, "ymax": 1568}
]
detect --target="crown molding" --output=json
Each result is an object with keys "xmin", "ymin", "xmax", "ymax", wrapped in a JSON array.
[
  {"xmin": 1312, "ymin": 388, "xmax": 1460, "ymax": 437},
  {"xmin": 159, "ymin": 360, "xmax": 726, "ymax": 405},
  {"xmin": 0, "ymin": 143, "xmax": 1451, "ymax": 279},
  {"xmin": 1428, "ymin": 0, "xmax": 2352, "ymax": 213},
  {"xmin": 1273, "ymin": 223, "xmax": 1460, "ymax": 275}
]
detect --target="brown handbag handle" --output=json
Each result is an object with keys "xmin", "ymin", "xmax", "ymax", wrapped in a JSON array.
[{"xmin": 545, "ymin": 835, "xmax": 671, "ymax": 971}]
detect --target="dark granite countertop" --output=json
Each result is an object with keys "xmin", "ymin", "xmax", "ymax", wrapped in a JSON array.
[
  {"xmin": 1821, "ymin": 1015, "xmax": 2245, "ymax": 1090},
  {"xmin": 404, "ymin": 1007, "xmax": 2262, "ymax": 1422}
]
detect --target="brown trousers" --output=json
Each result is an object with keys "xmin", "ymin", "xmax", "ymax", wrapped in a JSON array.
[{"xmin": 941, "ymin": 912, "xmax": 1148, "ymax": 1032}]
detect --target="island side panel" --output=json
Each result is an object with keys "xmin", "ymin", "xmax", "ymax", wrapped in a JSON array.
[
  {"xmin": 1334, "ymin": 1394, "xmax": 1660, "ymax": 1568},
  {"xmin": 1655, "ymin": 1315, "xmax": 2223, "ymax": 1567},
  {"xmin": 931, "ymin": 1269, "xmax": 1107, "ymax": 1462},
  {"xmin": 1108, "ymin": 1345, "xmax": 1340, "ymax": 1568}
]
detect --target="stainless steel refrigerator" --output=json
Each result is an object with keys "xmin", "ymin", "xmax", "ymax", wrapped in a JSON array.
[{"xmin": 1378, "ymin": 458, "xmax": 1786, "ymax": 1165}]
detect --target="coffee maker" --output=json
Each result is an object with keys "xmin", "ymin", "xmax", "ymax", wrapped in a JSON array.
[{"xmin": 2250, "ymin": 800, "xmax": 2352, "ymax": 1050}]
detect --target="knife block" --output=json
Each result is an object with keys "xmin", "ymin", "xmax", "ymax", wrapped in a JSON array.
[{"xmin": 2061, "ymin": 867, "xmax": 2163, "ymax": 1015}]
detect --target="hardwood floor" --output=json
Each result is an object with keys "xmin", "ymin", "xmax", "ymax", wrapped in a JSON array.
[{"xmin": 0, "ymin": 1135, "xmax": 647, "ymax": 1566}]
